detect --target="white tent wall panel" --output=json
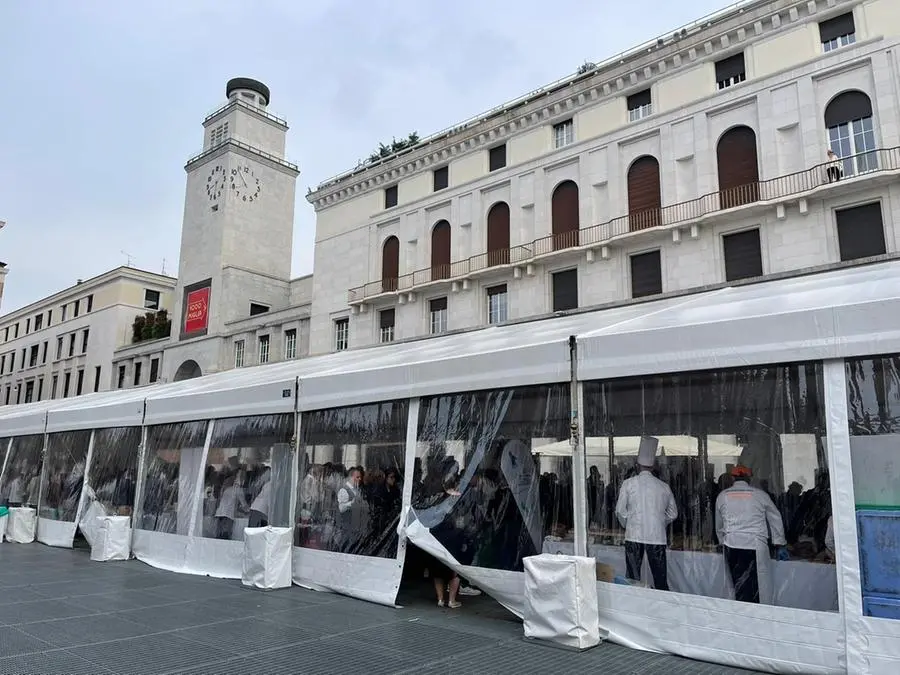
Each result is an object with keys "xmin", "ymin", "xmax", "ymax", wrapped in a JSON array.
[
  {"xmin": 291, "ymin": 548, "xmax": 402, "ymax": 606},
  {"xmin": 46, "ymin": 392, "xmax": 148, "ymax": 433},
  {"xmin": 594, "ymin": 584, "xmax": 845, "ymax": 673}
]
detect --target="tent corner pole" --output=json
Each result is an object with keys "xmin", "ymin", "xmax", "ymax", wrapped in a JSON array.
[{"xmin": 569, "ymin": 335, "xmax": 588, "ymax": 558}]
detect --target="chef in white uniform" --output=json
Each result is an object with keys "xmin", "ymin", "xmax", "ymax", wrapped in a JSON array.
[
  {"xmin": 715, "ymin": 465, "xmax": 787, "ymax": 604},
  {"xmin": 615, "ymin": 437, "xmax": 678, "ymax": 591}
]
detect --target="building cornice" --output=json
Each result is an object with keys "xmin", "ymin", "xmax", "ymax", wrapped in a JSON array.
[
  {"xmin": 0, "ymin": 267, "xmax": 176, "ymax": 325},
  {"xmin": 203, "ymin": 99, "xmax": 288, "ymax": 130},
  {"xmin": 307, "ymin": 0, "xmax": 858, "ymax": 211},
  {"xmin": 184, "ymin": 138, "xmax": 300, "ymax": 177}
]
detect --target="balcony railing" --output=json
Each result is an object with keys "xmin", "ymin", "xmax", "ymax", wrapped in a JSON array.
[{"xmin": 350, "ymin": 147, "xmax": 899, "ymax": 303}]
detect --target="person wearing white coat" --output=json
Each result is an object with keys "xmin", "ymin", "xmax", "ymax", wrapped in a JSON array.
[
  {"xmin": 715, "ymin": 465, "xmax": 787, "ymax": 605},
  {"xmin": 615, "ymin": 453, "xmax": 678, "ymax": 591}
]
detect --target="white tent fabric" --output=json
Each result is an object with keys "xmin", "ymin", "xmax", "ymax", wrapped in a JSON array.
[
  {"xmin": 0, "ymin": 261, "xmax": 898, "ymax": 672},
  {"xmin": 578, "ymin": 261, "xmax": 900, "ymax": 381}
]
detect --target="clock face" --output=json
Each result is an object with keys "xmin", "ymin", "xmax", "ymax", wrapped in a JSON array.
[
  {"xmin": 230, "ymin": 165, "xmax": 262, "ymax": 203},
  {"xmin": 206, "ymin": 165, "xmax": 226, "ymax": 202}
]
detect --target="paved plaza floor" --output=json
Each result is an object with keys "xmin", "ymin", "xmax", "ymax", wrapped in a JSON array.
[{"xmin": 0, "ymin": 543, "xmax": 762, "ymax": 674}]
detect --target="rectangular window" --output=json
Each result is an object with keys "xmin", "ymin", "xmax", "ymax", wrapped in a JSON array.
[
  {"xmin": 384, "ymin": 185, "xmax": 398, "ymax": 209},
  {"xmin": 24, "ymin": 381, "xmax": 34, "ymax": 404},
  {"xmin": 61, "ymin": 305, "xmax": 67, "ymax": 321},
  {"xmin": 81, "ymin": 328, "xmax": 89, "ymax": 353},
  {"xmin": 837, "ymin": 202, "xmax": 886, "ymax": 261},
  {"xmin": 334, "ymin": 318, "xmax": 349, "ymax": 351},
  {"xmin": 249, "ymin": 302, "xmax": 269, "ymax": 316},
  {"xmin": 552, "ymin": 269, "xmax": 579, "ymax": 312},
  {"xmin": 627, "ymin": 89, "xmax": 653, "ymax": 122},
  {"xmin": 144, "ymin": 289, "xmax": 161, "ymax": 310},
  {"xmin": 379, "ymin": 309, "xmax": 396, "ymax": 343},
  {"xmin": 34, "ymin": 314, "xmax": 43, "ymax": 331},
  {"xmin": 47, "ymin": 310, "xmax": 52, "ymax": 326},
  {"xmin": 63, "ymin": 371, "xmax": 71, "ymax": 397},
  {"xmin": 429, "ymin": 297, "xmax": 448, "ymax": 335},
  {"xmin": 133, "ymin": 362, "xmax": 142, "ymax": 386},
  {"xmin": 116, "ymin": 365, "xmax": 126, "ymax": 389},
  {"xmin": 25, "ymin": 318, "xmax": 30, "ymax": 334},
  {"xmin": 284, "ymin": 329, "xmax": 297, "ymax": 360},
  {"xmin": 37, "ymin": 377, "xmax": 43, "ymax": 401},
  {"xmin": 630, "ymin": 250, "xmax": 663, "ymax": 298},
  {"xmin": 56, "ymin": 337, "xmax": 63, "ymax": 360},
  {"xmin": 94, "ymin": 365, "xmax": 102, "ymax": 392},
  {"xmin": 489, "ymin": 144, "xmax": 507, "ymax": 172},
  {"xmin": 76, "ymin": 368, "xmax": 85, "ymax": 395},
  {"xmin": 41, "ymin": 341, "xmax": 48, "ymax": 364},
  {"xmin": 3, "ymin": 327, "xmax": 7, "ymax": 341},
  {"xmin": 20, "ymin": 348, "xmax": 26, "ymax": 370},
  {"xmin": 28, "ymin": 345, "xmax": 38, "ymax": 368},
  {"xmin": 433, "ymin": 166, "xmax": 449, "ymax": 192},
  {"xmin": 487, "ymin": 284, "xmax": 508, "ymax": 325},
  {"xmin": 553, "ymin": 119, "xmax": 574, "ymax": 149},
  {"xmin": 258, "ymin": 334, "xmax": 270, "ymax": 364},
  {"xmin": 13, "ymin": 323, "xmax": 18, "ymax": 338},
  {"xmin": 73, "ymin": 299, "xmax": 80, "ymax": 318},
  {"xmin": 723, "ymin": 228, "xmax": 763, "ymax": 282},
  {"xmin": 4, "ymin": 385, "xmax": 10, "ymax": 405},
  {"xmin": 68, "ymin": 333, "xmax": 76, "ymax": 357},
  {"xmin": 149, "ymin": 359, "xmax": 159, "ymax": 384},
  {"xmin": 0, "ymin": 354, "xmax": 5, "ymax": 373},
  {"xmin": 820, "ymin": 12, "xmax": 856, "ymax": 52},
  {"xmin": 234, "ymin": 339, "xmax": 245, "ymax": 367},
  {"xmin": 50, "ymin": 375, "xmax": 57, "ymax": 399},
  {"xmin": 86, "ymin": 294, "xmax": 94, "ymax": 313},
  {"xmin": 715, "ymin": 52, "xmax": 746, "ymax": 90}
]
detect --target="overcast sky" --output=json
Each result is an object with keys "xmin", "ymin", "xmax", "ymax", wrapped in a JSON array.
[{"xmin": 0, "ymin": 0, "xmax": 729, "ymax": 313}]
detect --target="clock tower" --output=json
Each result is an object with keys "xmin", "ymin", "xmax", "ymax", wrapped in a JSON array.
[{"xmin": 164, "ymin": 78, "xmax": 300, "ymax": 381}]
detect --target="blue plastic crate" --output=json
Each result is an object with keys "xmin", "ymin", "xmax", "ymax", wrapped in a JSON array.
[
  {"xmin": 863, "ymin": 594, "xmax": 900, "ymax": 620},
  {"xmin": 857, "ymin": 510, "xmax": 900, "ymax": 597}
]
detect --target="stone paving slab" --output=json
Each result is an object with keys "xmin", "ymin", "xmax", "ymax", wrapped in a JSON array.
[{"xmin": 0, "ymin": 543, "xmax": 762, "ymax": 674}]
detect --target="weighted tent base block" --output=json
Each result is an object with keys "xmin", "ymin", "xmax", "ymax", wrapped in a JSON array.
[{"xmin": 522, "ymin": 635, "xmax": 604, "ymax": 652}]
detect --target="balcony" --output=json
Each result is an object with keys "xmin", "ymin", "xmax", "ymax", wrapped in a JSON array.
[{"xmin": 348, "ymin": 147, "xmax": 900, "ymax": 305}]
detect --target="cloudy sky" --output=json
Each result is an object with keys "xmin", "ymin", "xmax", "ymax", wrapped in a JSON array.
[{"xmin": 0, "ymin": 0, "xmax": 729, "ymax": 313}]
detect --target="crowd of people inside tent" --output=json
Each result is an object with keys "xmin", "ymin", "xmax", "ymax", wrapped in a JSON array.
[{"xmin": 0, "ymin": 461, "xmax": 41, "ymax": 509}]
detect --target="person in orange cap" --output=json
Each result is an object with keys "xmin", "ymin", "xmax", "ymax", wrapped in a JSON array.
[{"xmin": 715, "ymin": 465, "xmax": 788, "ymax": 604}]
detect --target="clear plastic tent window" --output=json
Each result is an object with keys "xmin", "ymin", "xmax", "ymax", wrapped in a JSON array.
[
  {"xmin": 297, "ymin": 401, "xmax": 407, "ymax": 559},
  {"xmin": 40, "ymin": 430, "xmax": 91, "ymax": 523},
  {"xmin": 0, "ymin": 435, "xmax": 45, "ymax": 508},
  {"xmin": 410, "ymin": 384, "xmax": 570, "ymax": 574},
  {"xmin": 578, "ymin": 360, "xmax": 836, "ymax": 611},
  {"xmin": 845, "ymin": 353, "xmax": 900, "ymax": 621},
  {"xmin": 136, "ymin": 422, "xmax": 208, "ymax": 536},
  {"xmin": 87, "ymin": 427, "xmax": 142, "ymax": 517},
  {"xmin": 199, "ymin": 414, "xmax": 294, "ymax": 541}
]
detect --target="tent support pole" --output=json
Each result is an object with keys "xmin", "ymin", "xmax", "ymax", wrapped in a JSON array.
[{"xmin": 569, "ymin": 336, "xmax": 588, "ymax": 558}]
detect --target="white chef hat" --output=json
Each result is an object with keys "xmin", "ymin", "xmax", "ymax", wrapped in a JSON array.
[{"xmin": 637, "ymin": 436, "xmax": 659, "ymax": 467}]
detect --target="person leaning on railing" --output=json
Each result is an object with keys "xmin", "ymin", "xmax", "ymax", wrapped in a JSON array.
[{"xmin": 826, "ymin": 149, "xmax": 843, "ymax": 183}]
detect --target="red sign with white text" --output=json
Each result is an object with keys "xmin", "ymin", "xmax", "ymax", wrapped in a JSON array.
[{"xmin": 184, "ymin": 287, "xmax": 210, "ymax": 334}]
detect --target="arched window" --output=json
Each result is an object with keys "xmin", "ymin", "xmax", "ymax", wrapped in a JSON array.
[
  {"xmin": 717, "ymin": 126, "xmax": 760, "ymax": 209},
  {"xmin": 486, "ymin": 202, "xmax": 510, "ymax": 266},
  {"xmin": 431, "ymin": 220, "xmax": 451, "ymax": 281},
  {"xmin": 381, "ymin": 236, "xmax": 399, "ymax": 292},
  {"xmin": 627, "ymin": 156, "xmax": 662, "ymax": 231},
  {"xmin": 551, "ymin": 181, "xmax": 579, "ymax": 251},
  {"xmin": 825, "ymin": 90, "xmax": 877, "ymax": 175}
]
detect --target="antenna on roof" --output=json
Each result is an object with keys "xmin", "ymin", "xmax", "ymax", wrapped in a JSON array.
[
  {"xmin": 121, "ymin": 250, "xmax": 134, "ymax": 267},
  {"xmin": 161, "ymin": 258, "xmax": 167, "ymax": 276}
]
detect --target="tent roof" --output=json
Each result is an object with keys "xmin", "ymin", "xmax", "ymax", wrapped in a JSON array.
[
  {"xmin": 577, "ymin": 260, "xmax": 900, "ymax": 380},
  {"xmin": 1, "ymin": 261, "xmax": 897, "ymax": 432},
  {"xmin": 45, "ymin": 386, "xmax": 158, "ymax": 432},
  {"xmin": 0, "ymin": 399, "xmax": 54, "ymax": 437}
]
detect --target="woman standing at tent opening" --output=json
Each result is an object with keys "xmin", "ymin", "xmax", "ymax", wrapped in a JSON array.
[{"xmin": 215, "ymin": 470, "xmax": 248, "ymax": 540}]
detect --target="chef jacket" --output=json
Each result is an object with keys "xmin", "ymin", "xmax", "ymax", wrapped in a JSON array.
[
  {"xmin": 615, "ymin": 471, "xmax": 678, "ymax": 545},
  {"xmin": 715, "ymin": 480, "xmax": 786, "ymax": 550}
]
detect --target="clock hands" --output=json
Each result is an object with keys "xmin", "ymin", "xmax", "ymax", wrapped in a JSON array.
[{"xmin": 240, "ymin": 171, "xmax": 248, "ymax": 188}]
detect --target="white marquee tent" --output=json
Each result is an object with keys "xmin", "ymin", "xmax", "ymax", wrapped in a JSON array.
[{"xmin": 1, "ymin": 260, "xmax": 899, "ymax": 674}]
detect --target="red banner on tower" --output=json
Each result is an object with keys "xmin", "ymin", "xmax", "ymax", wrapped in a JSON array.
[{"xmin": 184, "ymin": 286, "xmax": 210, "ymax": 334}]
